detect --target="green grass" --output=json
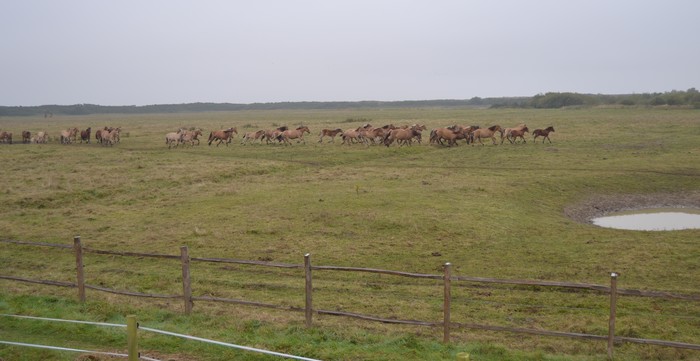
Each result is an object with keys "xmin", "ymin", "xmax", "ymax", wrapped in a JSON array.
[{"xmin": 1, "ymin": 107, "xmax": 699, "ymax": 360}]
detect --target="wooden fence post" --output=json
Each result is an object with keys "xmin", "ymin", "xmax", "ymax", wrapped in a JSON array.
[
  {"xmin": 73, "ymin": 236, "xmax": 85, "ymax": 303},
  {"xmin": 180, "ymin": 246, "xmax": 193, "ymax": 314},
  {"xmin": 443, "ymin": 262, "xmax": 452, "ymax": 344},
  {"xmin": 304, "ymin": 253, "xmax": 313, "ymax": 328},
  {"xmin": 607, "ymin": 272, "xmax": 619, "ymax": 360},
  {"xmin": 127, "ymin": 314, "xmax": 138, "ymax": 361}
]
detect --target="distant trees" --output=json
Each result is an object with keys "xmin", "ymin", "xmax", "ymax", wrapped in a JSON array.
[{"xmin": 526, "ymin": 89, "xmax": 700, "ymax": 109}]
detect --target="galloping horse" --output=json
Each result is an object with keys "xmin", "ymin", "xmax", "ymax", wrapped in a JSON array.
[
  {"xmin": 471, "ymin": 125, "xmax": 503, "ymax": 145},
  {"xmin": 102, "ymin": 128, "xmax": 120, "ymax": 146},
  {"xmin": 383, "ymin": 126, "xmax": 422, "ymax": 147},
  {"xmin": 22, "ymin": 130, "xmax": 31, "ymax": 144},
  {"xmin": 318, "ymin": 128, "xmax": 343, "ymax": 143},
  {"xmin": 341, "ymin": 127, "xmax": 367, "ymax": 145},
  {"xmin": 279, "ymin": 126, "xmax": 310, "ymax": 145},
  {"xmin": 208, "ymin": 127, "xmax": 237, "ymax": 146},
  {"xmin": 35, "ymin": 131, "xmax": 48, "ymax": 144},
  {"xmin": 80, "ymin": 127, "xmax": 91, "ymax": 143},
  {"xmin": 165, "ymin": 129, "xmax": 183, "ymax": 148},
  {"xmin": 241, "ymin": 130, "xmax": 266, "ymax": 145},
  {"xmin": 533, "ymin": 126, "xmax": 555, "ymax": 143},
  {"xmin": 430, "ymin": 126, "xmax": 463, "ymax": 146},
  {"xmin": 505, "ymin": 126, "xmax": 529, "ymax": 144},
  {"xmin": 500, "ymin": 123, "xmax": 527, "ymax": 144},
  {"xmin": 263, "ymin": 126, "xmax": 288, "ymax": 144},
  {"xmin": 181, "ymin": 129, "xmax": 202, "ymax": 146},
  {"xmin": 60, "ymin": 128, "xmax": 79, "ymax": 144}
]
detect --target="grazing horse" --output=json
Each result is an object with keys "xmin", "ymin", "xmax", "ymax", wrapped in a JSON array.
[
  {"xmin": 22, "ymin": 130, "xmax": 31, "ymax": 144},
  {"xmin": 279, "ymin": 125, "xmax": 311, "ymax": 145},
  {"xmin": 318, "ymin": 128, "xmax": 343, "ymax": 143},
  {"xmin": 80, "ymin": 127, "xmax": 91, "ymax": 143},
  {"xmin": 533, "ymin": 126, "xmax": 555, "ymax": 143},
  {"xmin": 383, "ymin": 126, "xmax": 422, "ymax": 147},
  {"xmin": 472, "ymin": 125, "xmax": 503, "ymax": 145},
  {"xmin": 505, "ymin": 126, "xmax": 529, "ymax": 144},
  {"xmin": 208, "ymin": 127, "xmax": 237, "ymax": 146},
  {"xmin": 0, "ymin": 131, "xmax": 12, "ymax": 144},
  {"xmin": 241, "ymin": 130, "xmax": 266, "ymax": 145},
  {"xmin": 60, "ymin": 128, "xmax": 79, "ymax": 144},
  {"xmin": 500, "ymin": 123, "xmax": 527, "ymax": 144}
]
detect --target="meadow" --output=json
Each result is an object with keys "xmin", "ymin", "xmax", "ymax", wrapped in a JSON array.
[{"xmin": 1, "ymin": 106, "xmax": 699, "ymax": 360}]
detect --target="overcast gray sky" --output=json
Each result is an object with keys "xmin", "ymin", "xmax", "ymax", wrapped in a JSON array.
[{"xmin": 2, "ymin": 0, "xmax": 699, "ymax": 106}]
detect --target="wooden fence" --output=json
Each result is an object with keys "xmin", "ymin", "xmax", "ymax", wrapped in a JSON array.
[{"xmin": 1, "ymin": 237, "xmax": 699, "ymax": 360}]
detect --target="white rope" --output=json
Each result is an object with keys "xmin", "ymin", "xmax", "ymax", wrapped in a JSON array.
[
  {"xmin": 0, "ymin": 340, "xmax": 161, "ymax": 361},
  {"xmin": 140, "ymin": 326, "xmax": 323, "ymax": 361},
  {"xmin": 1, "ymin": 313, "xmax": 322, "ymax": 360},
  {"xmin": 0, "ymin": 313, "xmax": 126, "ymax": 328}
]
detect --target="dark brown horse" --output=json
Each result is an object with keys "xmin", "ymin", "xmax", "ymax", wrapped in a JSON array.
[
  {"xmin": 208, "ymin": 127, "xmax": 237, "ymax": 146},
  {"xmin": 533, "ymin": 126, "xmax": 555, "ymax": 143},
  {"xmin": 80, "ymin": 127, "xmax": 91, "ymax": 143},
  {"xmin": 318, "ymin": 128, "xmax": 343, "ymax": 143},
  {"xmin": 22, "ymin": 130, "xmax": 31, "ymax": 144}
]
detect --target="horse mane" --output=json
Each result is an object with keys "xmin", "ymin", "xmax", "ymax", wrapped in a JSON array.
[
  {"xmin": 488, "ymin": 125, "xmax": 498, "ymax": 131},
  {"xmin": 277, "ymin": 126, "xmax": 288, "ymax": 131}
]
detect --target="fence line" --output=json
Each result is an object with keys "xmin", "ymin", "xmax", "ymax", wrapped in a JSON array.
[
  {"xmin": 0, "ymin": 314, "xmax": 319, "ymax": 361},
  {"xmin": 1, "ymin": 237, "xmax": 699, "ymax": 359}
]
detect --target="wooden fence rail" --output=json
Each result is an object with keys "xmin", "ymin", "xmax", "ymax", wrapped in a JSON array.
[{"xmin": 1, "ymin": 237, "xmax": 699, "ymax": 359}]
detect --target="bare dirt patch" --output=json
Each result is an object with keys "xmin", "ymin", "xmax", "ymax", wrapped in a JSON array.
[{"xmin": 564, "ymin": 191, "xmax": 700, "ymax": 224}]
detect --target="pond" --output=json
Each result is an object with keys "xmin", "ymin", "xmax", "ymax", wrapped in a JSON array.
[{"xmin": 592, "ymin": 208, "xmax": 700, "ymax": 231}]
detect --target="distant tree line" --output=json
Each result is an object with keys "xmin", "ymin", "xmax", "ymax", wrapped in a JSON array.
[
  {"xmin": 492, "ymin": 88, "xmax": 700, "ymax": 109},
  {"xmin": 1, "ymin": 89, "xmax": 698, "ymax": 116}
]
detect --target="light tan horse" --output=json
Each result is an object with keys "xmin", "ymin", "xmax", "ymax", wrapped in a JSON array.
[
  {"xmin": 102, "ymin": 128, "xmax": 121, "ymax": 146},
  {"xmin": 181, "ymin": 129, "xmax": 202, "ymax": 146},
  {"xmin": 279, "ymin": 126, "xmax": 310, "ymax": 145},
  {"xmin": 472, "ymin": 125, "xmax": 503, "ymax": 145},
  {"xmin": 501, "ymin": 123, "xmax": 527, "ymax": 144},
  {"xmin": 241, "ymin": 130, "xmax": 266, "ymax": 145},
  {"xmin": 341, "ymin": 127, "xmax": 367, "ymax": 145},
  {"xmin": 60, "ymin": 128, "xmax": 79, "ymax": 144}
]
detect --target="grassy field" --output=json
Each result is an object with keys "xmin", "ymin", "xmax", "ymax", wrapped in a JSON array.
[{"xmin": 1, "ymin": 107, "xmax": 699, "ymax": 360}]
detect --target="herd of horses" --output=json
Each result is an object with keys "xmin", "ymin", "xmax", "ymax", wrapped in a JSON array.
[
  {"xmin": 172, "ymin": 123, "xmax": 554, "ymax": 148},
  {"xmin": 0, "ymin": 123, "xmax": 555, "ymax": 148},
  {"xmin": 0, "ymin": 127, "xmax": 122, "ymax": 146}
]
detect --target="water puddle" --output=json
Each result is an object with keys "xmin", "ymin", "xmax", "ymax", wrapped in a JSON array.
[{"xmin": 592, "ymin": 208, "xmax": 700, "ymax": 231}]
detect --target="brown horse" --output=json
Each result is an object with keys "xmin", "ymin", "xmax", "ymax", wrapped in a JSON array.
[
  {"xmin": 533, "ymin": 126, "xmax": 555, "ymax": 143},
  {"xmin": 263, "ymin": 126, "xmax": 288, "ymax": 144},
  {"xmin": 341, "ymin": 127, "xmax": 367, "ymax": 145},
  {"xmin": 505, "ymin": 126, "xmax": 529, "ymax": 144},
  {"xmin": 318, "ymin": 128, "xmax": 343, "ymax": 143},
  {"xmin": 383, "ymin": 126, "xmax": 422, "ymax": 147},
  {"xmin": 500, "ymin": 123, "xmax": 527, "ymax": 144},
  {"xmin": 430, "ymin": 126, "xmax": 463, "ymax": 146},
  {"xmin": 80, "ymin": 127, "xmax": 91, "ymax": 143},
  {"xmin": 472, "ymin": 125, "xmax": 503, "ymax": 145},
  {"xmin": 22, "ymin": 130, "xmax": 31, "ymax": 144},
  {"xmin": 0, "ymin": 131, "xmax": 12, "ymax": 144},
  {"xmin": 241, "ymin": 130, "xmax": 266, "ymax": 145},
  {"xmin": 279, "ymin": 126, "xmax": 310, "ymax": 145},
  {"xmin": 208, "ymin": 127, "xmax": 237, "ymax": 146}
]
